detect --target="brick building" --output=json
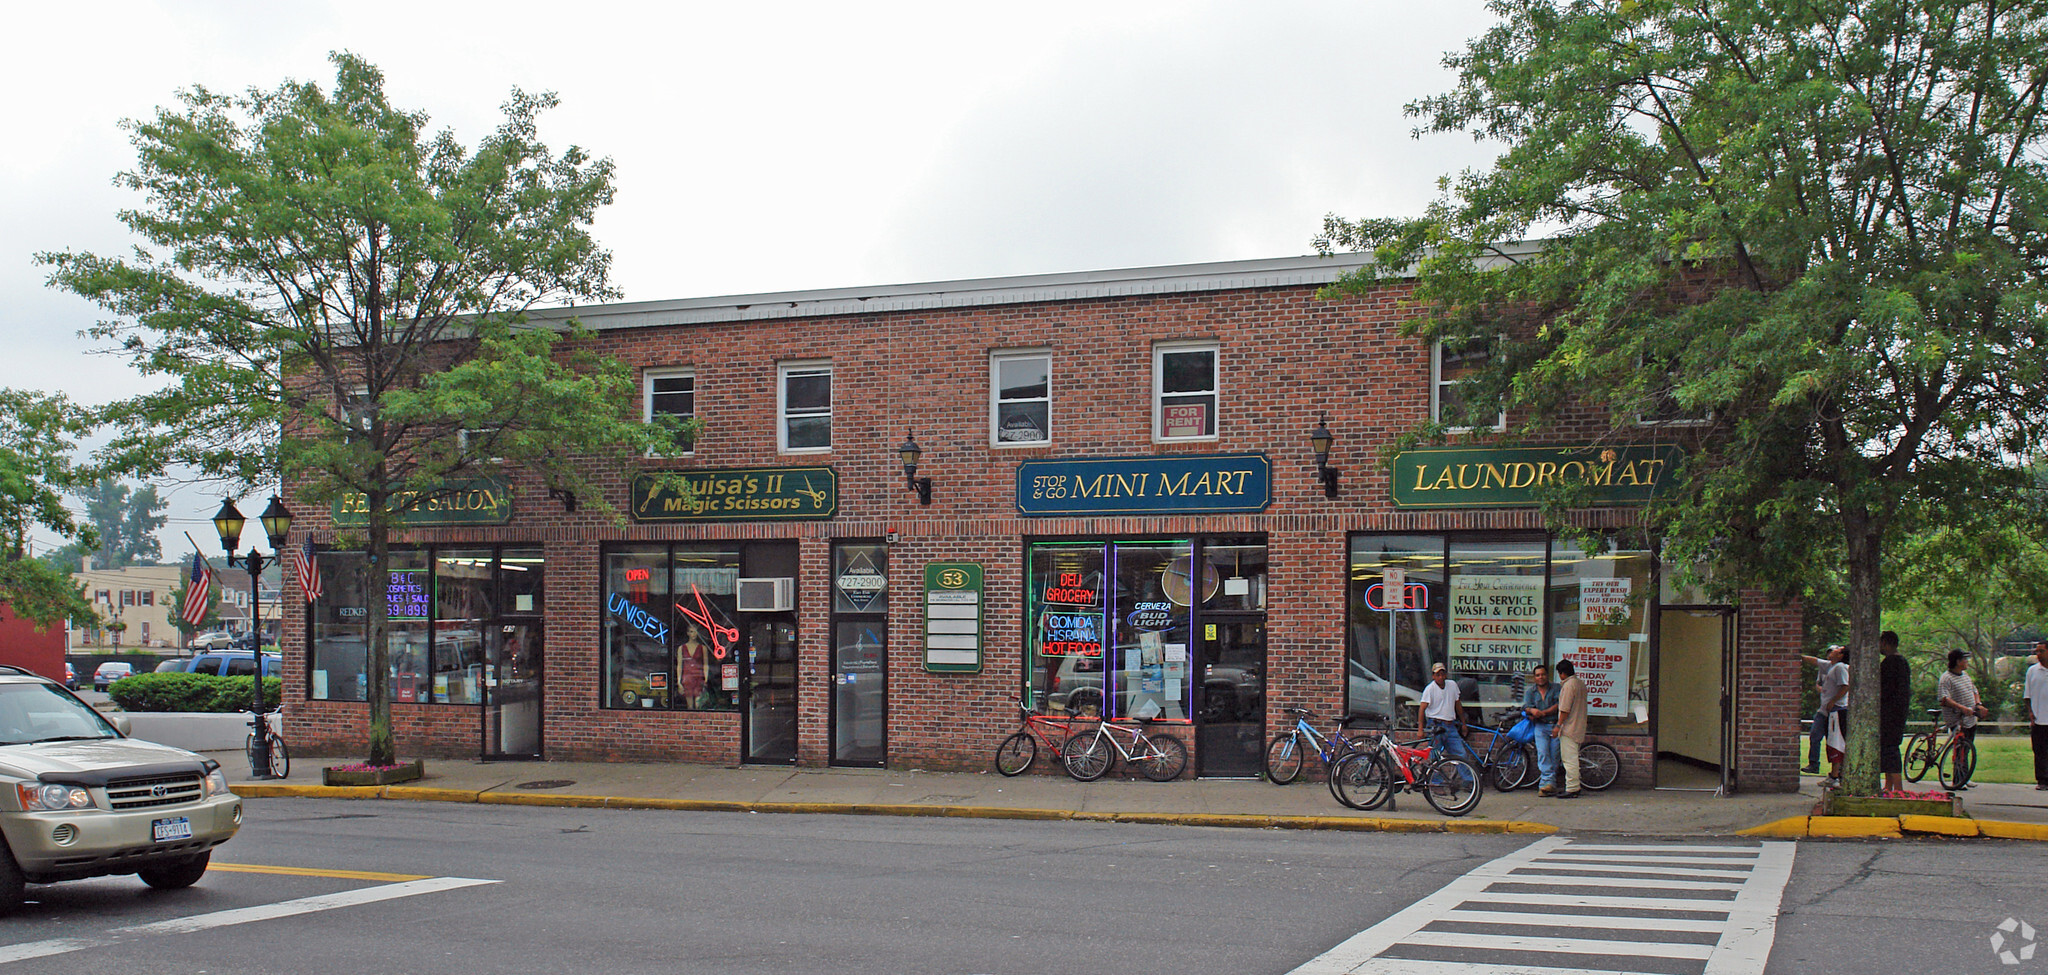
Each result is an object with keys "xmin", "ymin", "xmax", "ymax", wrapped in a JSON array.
[{"xmin": 279, "ymin": 251, "xmax": 1801, "ymax": 793}]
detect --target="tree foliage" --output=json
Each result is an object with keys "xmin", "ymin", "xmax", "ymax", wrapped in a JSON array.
[
  {"xmin": 1320, "ymin": 0, "xmax": 2048, "ymax": 795},
  {"xmin": 41, "ymin": 53, "xmax": 691, "ymax": 764},
  {"xmin": 0, "ymin": 390, "xmax": 99, "ymax": 629}
]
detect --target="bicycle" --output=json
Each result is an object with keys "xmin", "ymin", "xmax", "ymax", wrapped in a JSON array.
[
  {"xmin": 1263, "ymin": 707, "xmax": 1376, "ymax": 786},
  {"xmin": 1060, "ymin": 718, "xmax": 1188, "ymax": 782},
  {"xmin": 1573, "ymin": 740, "xmax": 1619, "ymax": 791},
  {"xmin": 1904, "ymin": 708, "xmax": 1976, "ymax": 789},
  {"xmin": 1462, "ymin": 716, "xmax": 1540, "ymax": 792},
  {"xmin": 246, "ymin": 709, "xmax": 289, "ymax": 779},
  {"xmin": 1328, "ymin": 725, "xmax": 1483, "ymax": 816},
  {"xmin": 994, "ymin": 701, "xmax": 1093, "ymax": 776}
]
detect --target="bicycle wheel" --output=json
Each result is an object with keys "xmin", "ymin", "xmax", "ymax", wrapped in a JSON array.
[
  {"xmin": 995, "ymin": 731, "xmax": 1037, "ymax": 776},
  {"xmin": 1265, "ymin": 733, "xmax": 1306, "ymax": 785},
  {"xmin": 244, "ymin": 732, "xmax": 263, "ymax": 778},
  {"xmin": 1516, "ymin": 744, "xmax": 1543, "ymax": 790},
  {"xmin": 1138, "ymin": 734, "xmax": 1188, "ymax": 782},
  {"xmin": 1489, "ymin": 742, "xmax": 1529, "ymax": 792},
  {"xmin": 1577, "ymin": 742, "xmax": 1620, "ymax": 791},
  {"xmin": 1940, "ymin": 739, "xmax": 1977, "ymax": 791},
  {"xmin": 1329, "ymin": 752, "xmax": 1393, "ymax": 811},
  {"xmin": 1061, "ymin": 731, "xmax": 1113, "ymax": 782},
  {"xmin": 1903, "ymin": 733, "xmax": 1936, "ymax": 783},
  {"xmin": 1422, "ymin": 756, "xmax": 1484, "ymax": 817},
  {"xmin": 267, "ymin": 734, "xmax": 289, "ymax": 779}
]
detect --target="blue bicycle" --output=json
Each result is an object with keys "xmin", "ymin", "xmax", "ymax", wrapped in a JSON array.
[{"xmin": 1264, "ymin": 707, "xmax": 1376, "ymax": 788}]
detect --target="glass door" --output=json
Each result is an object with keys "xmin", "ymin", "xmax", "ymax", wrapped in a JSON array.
[
  {"xmin": 831, "ymin": 621, "xmax": 887, "ymax": 767},
  {"xmin": 744, "ymin": 619, "xmax": 798, "ymax": 764},
  {"xmin": 1196, "ymin": 618, "xmax": 1266, "ymax": 777},
  {"xmin": 482, "ymin": 622, "xmax": 543, "ymax": 759}
]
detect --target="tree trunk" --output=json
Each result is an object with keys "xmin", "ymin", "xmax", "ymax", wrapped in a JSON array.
[
  {"xmin": 364, "ymin": 495, "xmax": 396, "ymax": 766},
  {"xmin": 1840, "ymin": 507, "xmax": 1885, "ymax": 796}
]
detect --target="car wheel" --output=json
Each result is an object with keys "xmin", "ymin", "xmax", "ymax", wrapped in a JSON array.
[
  {"xmin": 0, "ymin": 840, "xmax": 22, "ymax": 914},
  {"xmin": 138, "ymin": 851, "xmax": 211, "ymax": 890}
]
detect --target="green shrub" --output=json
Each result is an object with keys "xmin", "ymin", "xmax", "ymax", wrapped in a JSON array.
[{"xmin": 108, "ymin": 673, "xmax": 284, "ymax": 713}]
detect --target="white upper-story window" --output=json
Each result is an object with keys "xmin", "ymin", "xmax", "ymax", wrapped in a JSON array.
[
  {"xmin": 457, "ymin": 426, "xmax": 503, "ymax": 464},
  {"xmin": 991, "ymin": 350, "xmax": 1051, "ymax": 446},
  {"xmin": 779, "ymin": 361, "xmax": 832, "ymax": 452},
  {"xmin": 1153, "ymin": 343, "xmax": 1219, "ymax": 442},
  {"xmin": 1432, "ymin": 336, "xmax": 1507, "ymax": 432},
  {"xmin": 643, "ymin": 367, "xmax": 696, "ymax": 454}
]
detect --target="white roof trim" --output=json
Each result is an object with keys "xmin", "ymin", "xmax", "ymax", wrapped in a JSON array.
[{"xmin": 524, "ymin": 251, "xmax": 1429, "ymax": 331}]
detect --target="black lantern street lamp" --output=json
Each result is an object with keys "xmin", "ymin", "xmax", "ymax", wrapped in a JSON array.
[
  {"xmin": 214, "ymin": 496, "xmax": 292, "ymax": 778},
  {"xmin": 1308, "ymin": 413, "xmax": 1341, "ymax": 499},
  {"xmin": 898, "ymin": 430, "xmax": 932, "ymax": 505}
]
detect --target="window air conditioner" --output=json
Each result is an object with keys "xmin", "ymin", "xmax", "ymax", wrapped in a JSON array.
[{"xmin": 736, "ymin": 577, "xmax": 795, "ymax": 612}]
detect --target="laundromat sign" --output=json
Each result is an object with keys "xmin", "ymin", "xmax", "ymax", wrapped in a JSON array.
[
  {"xmin": 1015, "ymin": 453, "xmax": 1271, "ymax": 516},
  {"xmin": 630, "ymin": 467, "xmax": 837, "ymax": 522},
  {"xmin": 1391, "ymin": 445, "xmax": 1684, "ymax": 509},
  {"xmin": 332, "ymin": 477, "xmax": 513, "ymax": 527}
]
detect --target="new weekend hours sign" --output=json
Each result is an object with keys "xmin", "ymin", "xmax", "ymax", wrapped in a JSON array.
[{"xmin": 1448, "ymin": 576, "xmax": 1543, "ymax": 676}]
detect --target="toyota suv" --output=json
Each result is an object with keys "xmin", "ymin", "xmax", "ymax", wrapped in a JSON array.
[{"xmin": 0, "ymin": 666, "xmax": 240, "ymax": 910}]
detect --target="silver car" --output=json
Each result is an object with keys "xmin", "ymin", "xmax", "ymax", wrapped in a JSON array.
[{"xmin": 0, "ymin": 668, "xmax": 240, "ymax": 910}]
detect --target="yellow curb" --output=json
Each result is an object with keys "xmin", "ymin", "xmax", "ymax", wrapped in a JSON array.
[
  {"xmin": 1977, "ymin": 820, "xmax": 2048, "ymax": 842},
  {"xmin": 234, "ymin": 784, "xmax": 383, "ymax": 799},
  {"xmin": 1320, "ymin": 817, "xmax": 1445, "ymax": 833},
  {"xmin": 597, "ymin": 797, "xmax": 755, "ymax": 813},
  {"xmin": 477, "ymin": 792, "xmax": 612, "ymax": 808},
  {"xmin": 941, "ymin": 806, "xmax": 1075, "ymax": 822},
  {"xmin": 383, "ymin": 787, "xmax": 483, "ymax": 803},
  {"xmin": 1899, "ymin": 814, "xmax": 1979, "ymax": 837},
  {"xmin": 1736, "ymin": 816, "xmax": 1812, "ymax": 838},
  {"xmin": 1807, "ymin": 815, "xmax": 1903, "ymax": 838}
]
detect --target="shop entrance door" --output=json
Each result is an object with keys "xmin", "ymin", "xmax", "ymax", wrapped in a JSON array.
[
  {"xmin": 744, "ymin": 619, "xmax": 798, "ymax": 764},
  {"xmin": 1196, "ymin": 618, "xmax": 1266, "ymax": 777},
  {"xmin": 1654, "ymin": 608, "xmax": 1736, "ymax": 793},
  {"xmin": 831, "ymin": 621, "xmax": 887, "ymax": 767},
  {"xmin": 481, "ymin": 622, "xmax": 543, "ymax": 760}
]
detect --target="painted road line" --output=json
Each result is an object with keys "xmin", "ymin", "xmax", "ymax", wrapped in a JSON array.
[
  {"xmin": 1287, "ymin": 836, "xmax": 1797, "ymax": 975},
  {"xmin": 209, "ymin": 863, "xmax": 431, "ymax": 882},
  {"xmin": 0, "ymin": 876, "xmax": 498, "ymax": 965}
]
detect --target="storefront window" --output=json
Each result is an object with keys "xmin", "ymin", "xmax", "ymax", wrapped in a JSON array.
[
  {"xmin": 1445, "ymin": 539, "xmax": 1546, "ymax": 724},
  {"xmin": 1028, "ymin": 541, "xmax": 1191, "ymax": 721},
  {"xmin": 432, "ymin": 550, "xmax": 492, "ymax": 704},
  {"xmin": 600, "ymin": 544, "xmax": 742, "ymax": 712},
  {"xmin": 1551, "ymin": 544, "xmax": 1654, "ymax": 732},
  {"xmin": 604, "ymin": 546, "xmax": 673, "ymax": 709},
  {"xmin": 1200, "ymin": 540, "xmax": 1266, "ymax": 612},
  {"xmin": 386, "ymin": 551, "xmax": 431, "ymax": 707},
  {"xmin": 1346, "ymin": 536, "xmax": 1444, "ymax": 725},
  {"xmin": 500, "ymin": 548, "xmax": 545, "ymax": 616},
  {"xmin": 310, "ymin": 551, "xmax": 369, "ymax": 702},
  {"xmin": 671, "ymin": 546, "xmax": 741, "ymax": 711}
]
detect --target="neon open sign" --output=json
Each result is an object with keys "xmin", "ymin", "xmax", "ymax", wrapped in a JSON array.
[{"xmin": 1366, "ymin": 582, "xmax": 1430, "ymax": 612}]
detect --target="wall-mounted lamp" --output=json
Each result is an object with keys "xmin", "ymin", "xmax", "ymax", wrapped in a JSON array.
[
  {"xmin": 1308, "ymin": 413, "xmax": 1341, "ymax": 499},
  {"xmin": 898, "ymin": 429, "xmax": 932, "ymax": 505}
]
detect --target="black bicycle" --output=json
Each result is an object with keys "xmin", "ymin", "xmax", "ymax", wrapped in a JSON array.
[
  {"xmin": 1462, "ymin": 716, "xmax": 1539, "ymax": 792},
  {"xmin": 246, "ymin": 709, "xmax": 288, "ymax": 779}
]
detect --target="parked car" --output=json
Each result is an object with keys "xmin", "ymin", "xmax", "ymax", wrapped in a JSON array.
[
  {"xmin": 0, "ymin": 664, "xmax": 239, "ymax": 911},
  {"xmin": 183, "ymin": 652, "xmax": 282, "ymax": 679},
  {"xmin": 62, "ymin": 663, "xmax": 75, "ymax": 691},
  {"xmin": 91, "ymin": 663, "xmax": 134, "ymax": 692},
  {"xmin": 188, "ymin": 632, "xmax": 235, "ymax": 650},
  {"xmin": 154, "ymin": 658, "xmax": 191, "ymax": 673},
  {"xmin": 1347, "ymin": 658, "xmax": 1422, "ymax": 724}
]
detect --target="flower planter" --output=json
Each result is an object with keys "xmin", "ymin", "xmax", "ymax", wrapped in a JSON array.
[
  {"xmin": 1821, "ymin": 788, "xmax": 1962, "ymax": 819},
  {"xmin": 322, "ymin": 760, "xmax": 425, "ymax": 787}
]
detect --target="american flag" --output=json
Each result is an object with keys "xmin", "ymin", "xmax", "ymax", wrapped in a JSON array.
[
  {"xmin": 179, "ymin": 553, "xmax": 212, "ymax": 628},
  {"xmin": 291, "ymin": 539, "xmax": 323, "ymax": 602}
]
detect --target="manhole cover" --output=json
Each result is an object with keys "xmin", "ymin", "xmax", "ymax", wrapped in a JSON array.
[{"xmin": 515, "ymin": 779, "xmax": 576, "ymax": 790}]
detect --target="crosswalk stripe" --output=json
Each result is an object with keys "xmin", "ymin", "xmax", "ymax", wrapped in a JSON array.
[
  {"xmin": 1528, "ymin": 854, "xmax": 1759, "ymax": 866},
  {"xmin": 1437, "ymin": 909, "xmax": 1728, "ymax": 933},
  {"xmin": 1287, "ymin": 836, "xmax": 1796, "ymax": 975}
]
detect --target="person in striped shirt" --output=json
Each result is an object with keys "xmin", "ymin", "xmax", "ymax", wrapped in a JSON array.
[{"xmin": 1936, "ymin": 650, "xmax": 1987, "ymax": 790}]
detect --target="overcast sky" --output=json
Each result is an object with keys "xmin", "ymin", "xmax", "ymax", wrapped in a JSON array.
[{"xmin": 2, "ymin": 0, "xmax": 1501, "ymax": 558}]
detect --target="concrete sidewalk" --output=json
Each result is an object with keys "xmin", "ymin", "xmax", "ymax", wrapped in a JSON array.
[{"xmin": 204, "ymin": 751, "xmax": 1871, "ymax": 837}]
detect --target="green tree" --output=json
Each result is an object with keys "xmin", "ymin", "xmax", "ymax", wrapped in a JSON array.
[
  {"xmin": 166, "ymin": 577, "xmax": 222, "ymax": 638},
  {"xmin": 1320, "ymin": 0, "xmax": 2048, "ymax": 796},
  {"xmin": 77, "ymin": 478, "xmax": 166, "ymax": 569},
  {"xmin": 41, "ymin": 53, "xmax": 691, "ymax": 765},
  {"xmin": 0, "ymin": 390, "xmax": 99, "ymax": 629}
]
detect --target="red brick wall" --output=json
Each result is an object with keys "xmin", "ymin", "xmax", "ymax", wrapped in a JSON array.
[{"xmin": 275, "ymin": 276, "xmax": 1804, "ymax": 791}]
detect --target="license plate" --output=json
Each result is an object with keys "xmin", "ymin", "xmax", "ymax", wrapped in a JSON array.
[{"xmin": 152, "ymin": 817, "xmax": 192, "ymax": 842}]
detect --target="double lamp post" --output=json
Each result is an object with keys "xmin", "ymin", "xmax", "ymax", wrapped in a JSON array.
[{"xmin": 212, "ymin": 496, "xmax": 292, "ymax": 779}]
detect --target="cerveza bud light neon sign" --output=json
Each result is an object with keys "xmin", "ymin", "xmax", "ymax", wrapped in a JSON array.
[
  {"xmin": 608, "ymin": 592, "xmax": 670, "ymax": 642},
  {"xmin": 1126, "ymin": 601, "xmax": 1175, "ymax": 630}
]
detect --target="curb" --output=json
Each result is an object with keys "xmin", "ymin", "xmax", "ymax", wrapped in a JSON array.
[
  {"xmin": 1737, "ymin": 814, "xmax": 2048, "ymax": 840},
  {"xmin": 231, "ymin": 783, "xmax": 1557, "ymax": 834}
]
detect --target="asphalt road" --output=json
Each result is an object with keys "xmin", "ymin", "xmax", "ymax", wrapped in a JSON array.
[{"xmin": 0, "ymin": 799, "xmax": 2040, "ymax": 975}]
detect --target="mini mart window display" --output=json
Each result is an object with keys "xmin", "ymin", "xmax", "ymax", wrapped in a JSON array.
[{"xmin": 1028, "ymin": 541, "xmax": 1193, "ymax": 721}]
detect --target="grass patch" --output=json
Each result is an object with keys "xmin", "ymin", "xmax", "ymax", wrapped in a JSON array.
[{"xmin": 1793, "ymin": 735, "xmax": 2034, "ymax": 784}]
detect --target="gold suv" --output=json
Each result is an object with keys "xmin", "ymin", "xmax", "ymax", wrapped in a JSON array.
[{"xmin": 0, "ymin": 666, "xmax": 241, "ymax": 910}]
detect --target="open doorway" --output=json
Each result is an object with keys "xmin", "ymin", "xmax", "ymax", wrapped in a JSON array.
[{"xmin": 1654, "ymin": 607, "xmax": 1735, "ymax": 792}]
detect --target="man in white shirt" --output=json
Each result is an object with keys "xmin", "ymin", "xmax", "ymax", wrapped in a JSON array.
[
  {"xmin": 1418, "ymin": 662, "xmax": 1478, "ymax": 781},
  {"xmin": 2027, "ymin": 642, "xmax": 2048, "ymax": 790}
]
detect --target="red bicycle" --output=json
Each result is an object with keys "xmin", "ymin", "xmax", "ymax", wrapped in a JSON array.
[
  {"xmin": 994, "ymin": 701, "xmax": 1094, "ymax": 776},
  {"xmin": 1328, "ymin": 726, "xmax": 1484, "ymax": 816}
]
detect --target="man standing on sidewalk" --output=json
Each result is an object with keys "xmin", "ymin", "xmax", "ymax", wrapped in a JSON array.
[
  {"xmin": 1554, "ymin": 659, "xmax": 1588, "ymax": 799},
  {"xmin": 1522, "ymin": 663, "xmax": 1561, "ymax": 796},
  {"xmin": 1418, "ymin": 662, "xmax": 1478, "ymax": 781},
  {"xmin": 1938, "ymin": 649, "xmax": 1988, "ymax": 790},
  {"xmin": 1800, "ymin": 645, "xmax": 1844, "ymax": 774},
  {"xmin": 1879, "ymin": 631, "xmax": 1911, "ymax": 793},
  {"xmin": 2027, "ymin": 642, "xmax": 2048, "ymax": 790}
]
